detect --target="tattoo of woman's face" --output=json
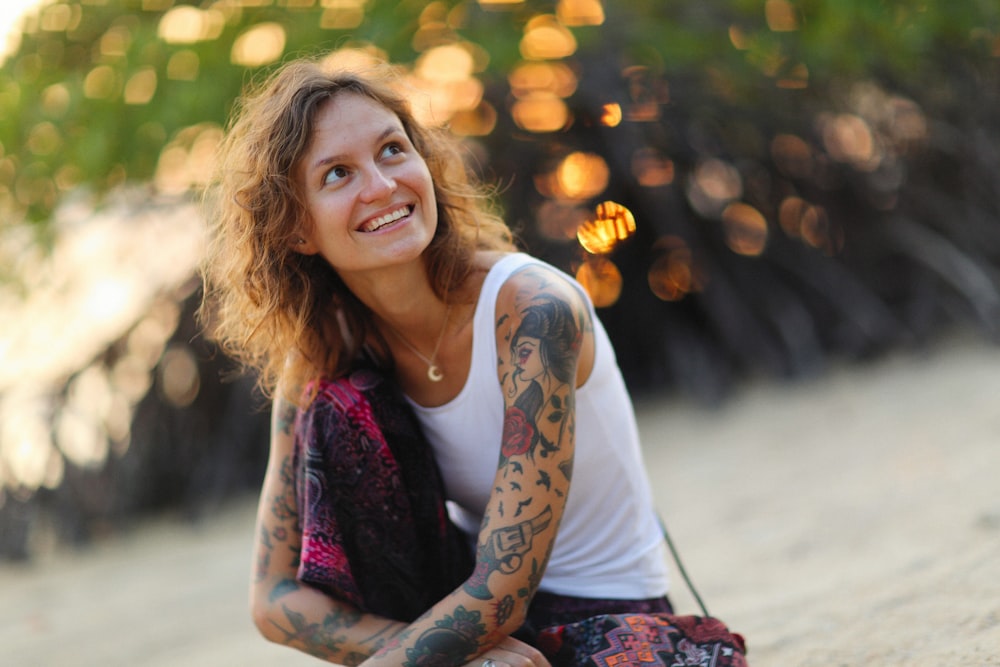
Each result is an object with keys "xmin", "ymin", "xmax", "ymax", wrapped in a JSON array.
[
  {"xmin": 513, "ymin": 335, "xmax": 543, "ymax": 381},
  {"xmin": 509, "ymin": 297, "xmax": 577, "ymax": 387}
]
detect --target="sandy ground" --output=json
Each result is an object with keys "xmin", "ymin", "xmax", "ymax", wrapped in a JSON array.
[{"xmin": 2, "ymin": 335, "xmax": 999, "ymax": 666}]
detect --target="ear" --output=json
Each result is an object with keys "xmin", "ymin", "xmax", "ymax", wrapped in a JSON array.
[{"xmin": 288, "ymin": 230, "xmax": 319, "ymax": 255}]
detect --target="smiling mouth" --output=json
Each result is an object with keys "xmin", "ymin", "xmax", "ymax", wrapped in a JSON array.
[{"xmin": 361, "ymin": 205, "xmax": 412, "ymax": 233}]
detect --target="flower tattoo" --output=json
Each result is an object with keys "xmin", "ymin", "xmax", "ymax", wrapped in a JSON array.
[{"xmin": 501, "ymin": 407, "xmax": 534, "ymax": 459}]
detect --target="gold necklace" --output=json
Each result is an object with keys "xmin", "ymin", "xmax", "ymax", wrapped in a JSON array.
[{"xmin": 384, "ymin": 305, "xmax": 451, "ymax": 382}]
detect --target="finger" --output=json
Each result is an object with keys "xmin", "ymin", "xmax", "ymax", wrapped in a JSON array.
[
  {"xmin": 485, "ymin": 650, "xmax": 543, "ymax": 667},
  {"xmin": 494, "ymin": 638, "xmax": 550, "ymax": 667},
  {"xmin": 465, "ymin": 658, "xmax": 509, "ymax": 667}
]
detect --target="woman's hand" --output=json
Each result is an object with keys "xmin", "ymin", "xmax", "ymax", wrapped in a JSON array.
[{"xmin": 461, "ymin": 637, "xmax": 551, "ymax": 667}]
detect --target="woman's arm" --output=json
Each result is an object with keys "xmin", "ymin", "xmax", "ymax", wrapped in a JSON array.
[
  {"xmin": 361, "ymin": 266, "xmax": 591, "ymax": 667},
  {"xmin": 250, "ymin": 394, "xmax": 406, "ymax": 665}
]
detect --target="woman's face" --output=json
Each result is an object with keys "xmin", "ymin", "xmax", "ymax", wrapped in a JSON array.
[
  {"xmin": 514, "ymin": 335, "xmax": 544, "ymax": 382},
  {"xmin": 294, "ymin": 92, "xmax": 437, "ymax": 278}
]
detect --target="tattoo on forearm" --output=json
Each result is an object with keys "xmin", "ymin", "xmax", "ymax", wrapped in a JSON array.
[
  {"xmin": 268, "ymin": 603, "xmax": 397, "ymax": 664},
  {"xmin": 276, "ymin": 400, "xmax": 297, "ymax": 435},
  {"xmin": 269, "ymin": 577, "xmax": 299, "ymax": 603},
  {"xmin": 402, "ymin": 606, "xmax": 486, "ymax": 667},
  {"xmin": 464, "ymin": 505, "xmax": 553, "ymax": 600},
  {"xmin": 270, "ymin": 456, "xmax": 298, "ymax": 522},
  {"xmin": 518, "ymin": 541, "xmax": 552, "ymax": 599},
  {"xmin": 255, "ymin": 524, "xmax": 272, "ymax": 582},
  {"xmin": 494, "ymin": 595, "xmax": 515, "ymax": 627},
  {"xmin": 257, "ymin": 453, "xmax": 302, "ymax": 580}
]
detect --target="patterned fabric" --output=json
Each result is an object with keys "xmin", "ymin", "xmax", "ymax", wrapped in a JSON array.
[
  {"xmin": 535, "ymin": 613, "xmax": 748, "ymax": 667},
  {"xmin": 524, "ymin": 591, "xmax": 674, "ymax": 635},
  {"xmin": 293, "ymin": 366, "xmax": 473, "ymax": 621}
]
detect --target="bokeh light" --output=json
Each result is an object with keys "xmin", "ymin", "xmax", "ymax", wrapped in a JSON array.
[
  {"xmin": 83, "ymin": 65, "xmax": 120, "ymax": 99},
  {"xmin": 648, "ymin": 236, "xmax": 703, "ymax": 301},
  {"xmin": 154, "ymin": 123, "xmax": 223, "ymax": 195},
  {"xmin": 631, "ymin": 148, "xmax": 675, "ymax": 187},
  {"xmin": 686, "ymin": 158, "xmax": 743, "ymax": 217},
  {"xmin": 511, "ymin": 92, "xmax": 570, "ymax": 132},
  {"xmin": 765, "ymin": 0, "xmax": 799, "ymax": 32},
  {"xmin": 408, "ymin": 42, "xmax": 484, "ymax": 125},
  {"xmin": 819, "ymin": 112, "xmax": 880, "ymax": 171},
  {"xmin": 509, "ymin": 61, "xmax": 578, "ymax": 99},
  {"xmin": 124, "ymin": 67, "xmax": 157, "ymax": 105},
  {"xmin": 600, "ymin": 103, "xmax": 622, "ymax": 127},
  {"xmin": 157, "ymin": 6, "xmax": 224, "ymax": 45},
  {"xmin": 320, "ymin": 44, "xmax": 388, "ymax": 73},
  {"xmin": 230, "ymin": 22, "xmax": 286, "ymax": 67},
  {"xmin": 555, "ymin": 152, "xmax": 609, "ymax": 200},
  {"xmin": 575, "ymin": 256, "xmax": 622, "ymax": 308},
  {"xmin": 321, "ymin": 0, "xmax": 367, "ymax": 31},
  {"xmin": 159, "ymin": 344, "xmax": 200, "ymax": 408},
  {"xmin": 477, "ymin": 0, "xmax": 524, "ymax": 7},
  {"xmin": 577, "ymin": 201, "xmax": 636, "ymax": 255},
  {"xmin": 99, "ymin": 24, "xmax": 132, "ymax": 58},
  {"xmin": 40, "ymin": 82, "xmax": 70, "ymax": 116},
  {"xmin": 520, "ymin": 15, "xmax": 577, "ymax": 60},
  {"xmin": 26, "ymin": 121, "xmax": 61, "ymax": 155},
  {"xmin": 449, "ymin": 100, "xmax": 497, "ymax": 136},
  {"xmin": 39, "ymin": 3, "xmax": 79, "ymax": 33},
  {"xmin": 779, "ymin": 196, "xmax": 841, "ymax": 254},
  {"xmin": 556, "ymin": 0, "xmax": 605, "ymax": 27},
  {"xmin": 721, "ymin": 202, "xmax": 769, "ymax": 256}
]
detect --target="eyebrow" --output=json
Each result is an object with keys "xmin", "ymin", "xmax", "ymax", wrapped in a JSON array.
[{"xmin": 308, "ymin": 126, "xmax": 404, "ymax": 172}]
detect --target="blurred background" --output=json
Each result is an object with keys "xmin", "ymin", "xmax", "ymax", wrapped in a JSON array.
[{"xmin": 1, "ymin": 0, "xmax": 999, "ymax": 563}]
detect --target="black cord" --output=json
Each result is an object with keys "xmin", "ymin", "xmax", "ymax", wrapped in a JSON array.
[{"xmin": 659, "ymin": 515, "xmax": 710, "ymax": 618}]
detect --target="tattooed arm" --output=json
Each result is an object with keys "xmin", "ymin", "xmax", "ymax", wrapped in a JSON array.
[
  {"xmin": 360, "ymin": 266, "xmax": 591, "ymax": 667},
  {"xmin": 249, "ymin": 393, "xmax": 407, "ymax": 665}
]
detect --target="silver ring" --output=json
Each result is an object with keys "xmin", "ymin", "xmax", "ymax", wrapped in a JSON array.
[{"xmin": 482, "ymin": 660, "xmax": 498, "ymax": 667}]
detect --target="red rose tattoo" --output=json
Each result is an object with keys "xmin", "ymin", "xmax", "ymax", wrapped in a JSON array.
[{"xmin": 501, "ymin": 407, "xmax": 534, "ymax": 459}]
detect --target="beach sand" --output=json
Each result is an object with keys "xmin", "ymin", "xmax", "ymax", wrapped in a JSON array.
[{"xmin": 2, "ymin": 335, "xmax": 999, "ymax": 666}]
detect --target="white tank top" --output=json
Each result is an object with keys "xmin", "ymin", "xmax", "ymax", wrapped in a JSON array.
[{"xmin": 407, "ymin": 253, "xmax": 669, "ymax": 598}]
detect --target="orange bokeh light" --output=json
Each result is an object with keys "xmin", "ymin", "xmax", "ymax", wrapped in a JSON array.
[
  {"xmin": 575, "ymin": 256, "xmax": 622, "ymax": 308},
  {"xmin": 556, "ymin": 152, "xmax": 610, "ymax": 200},
  {"xmin": 511, "ymin": 92, "xmax": 570, "ymax": 132},
  {"xmin": 721, "ymin": 202, "xmax": 768, "ymax": 256},
  {"xmin": 520, "ymin": 15, "xmax": 577, "ymax": 60},
  {"xmin": 577, "ymin": 201, "xmax": 636, "ymax": 255}
]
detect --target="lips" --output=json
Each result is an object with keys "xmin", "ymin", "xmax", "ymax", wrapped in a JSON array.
[{"xmin": 360, "ymin": 205, "xmax": 412, "ymax": 233}]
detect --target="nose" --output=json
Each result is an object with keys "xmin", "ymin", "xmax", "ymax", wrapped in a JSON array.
[{"xmin": 360, "ymin": 165, "xmax": 396, "ymax": 203}]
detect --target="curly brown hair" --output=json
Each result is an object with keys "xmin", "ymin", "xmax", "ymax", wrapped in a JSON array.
[{"xmin": 200, "ymin": 55, "xmax": 515, "ymax": 401}]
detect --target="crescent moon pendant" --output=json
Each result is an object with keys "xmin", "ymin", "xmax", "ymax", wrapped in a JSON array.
[{"xmin": 427, "ymin": 365, "xmax": 444, "ymax": 382}]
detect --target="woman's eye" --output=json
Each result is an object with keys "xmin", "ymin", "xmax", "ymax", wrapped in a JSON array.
[
  {"xmin": 517, "ymin": 344, "xmax": 533, "ymax": 364},
  {"xmin": 380, "ymin": 143, "xmax": 403, "ymax": 159},
  {"xmin": 323, "ymin": 166, "xmax": 348, "ymax": 185}
]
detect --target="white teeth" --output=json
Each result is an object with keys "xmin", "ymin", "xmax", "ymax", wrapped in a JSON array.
[{"xmin": 363, "ymin": 206, "xmax": 410, "ymax": 232}]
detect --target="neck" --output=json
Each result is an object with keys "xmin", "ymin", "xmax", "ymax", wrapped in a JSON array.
[{"xmin": 342, "ymin": 261, "xmax": 438, "ymax": 325}]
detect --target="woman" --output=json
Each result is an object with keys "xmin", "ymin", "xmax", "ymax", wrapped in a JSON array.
[{"xmin": 202, "ymin": 55, "xmax": 670, "ymax": 667}]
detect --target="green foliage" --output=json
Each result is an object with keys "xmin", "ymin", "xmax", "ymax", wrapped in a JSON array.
[{"xmin": 0, "ymin": 0, "xmax": 997, "ymax": 233}]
